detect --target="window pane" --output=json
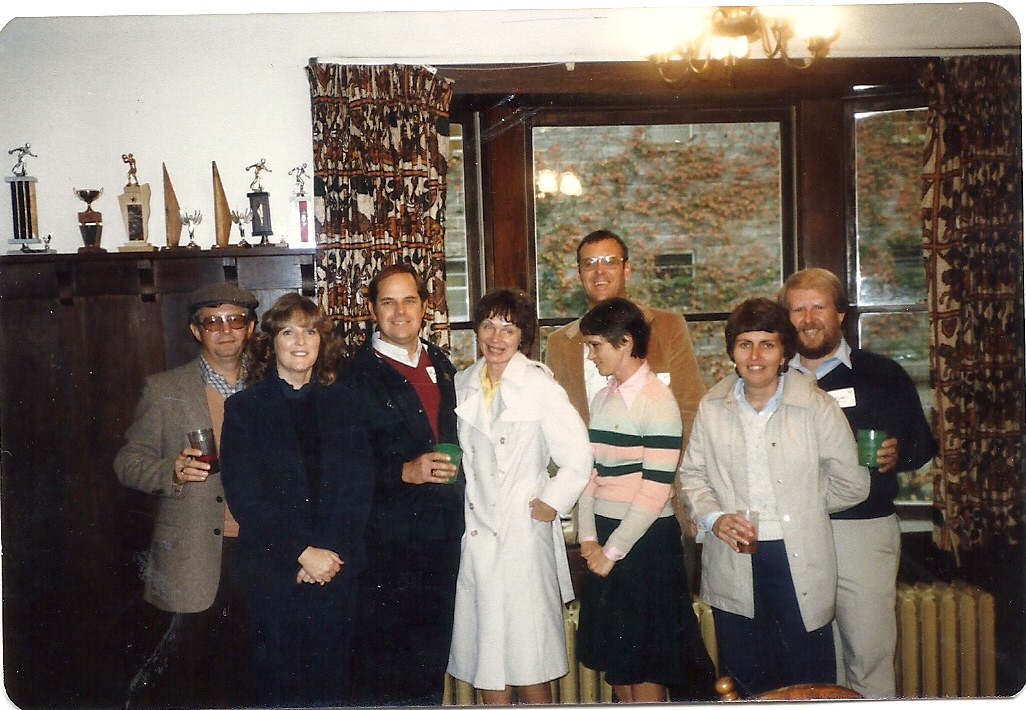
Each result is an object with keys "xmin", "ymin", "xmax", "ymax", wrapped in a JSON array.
[
  {"xmin": 534, "ymin": 123, "xmax": 783, "ymax": 320},
  {"xmin": 858, "ymin": 311, "xmax": 934, "ymax": 502},
  {"xmin": 854, "ymin": 108, "xmax": 928, "ymax": 305},
  {"xmin": 445, "ymin": 123, "xmax": 470, "ymax": 322},
  {"xmin": 688, "ymin": 320, "xmax": 734, "ymax": 390},
  {"xmin": 448, "ymin": 327, "xmax": 477, "ymax": 371}
]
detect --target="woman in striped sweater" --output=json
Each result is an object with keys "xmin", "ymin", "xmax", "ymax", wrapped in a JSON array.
[{"xmin": 576, "ymin": 298, "xmax": 715, "ymax": 703}]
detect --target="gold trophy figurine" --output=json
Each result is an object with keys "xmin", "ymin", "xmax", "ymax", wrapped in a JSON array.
[{"xmin": 118, "ymin": 153, "xmax": 155, "ymax": 251}]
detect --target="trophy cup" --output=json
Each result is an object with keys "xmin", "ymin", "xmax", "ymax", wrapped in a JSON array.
[
  {"xmin": 230, "ymin": 207, "xmax": 253, "ymax": 248},
  {"xmin": 118, "ymin": 153, "xmax": 155, "ymax": 252},
  {"xmin": 180, "ymin": 210, "xmax": 202, "ymax": 249},
  {"xmin": 246, "ymin": 158, "xmax": 273, "ymax": 246},
  {"xmin": 7, "ymin": 143, "xmax": 46, "ymax": 253},
  {"xmin": 74, "ymin": 188, "xmax": 105, "ymax": 253}
]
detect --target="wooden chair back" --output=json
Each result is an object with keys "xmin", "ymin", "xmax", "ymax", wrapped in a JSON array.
[{"xmin": 715, "ymin": 676, "xmax": 864, "ymax": 701}]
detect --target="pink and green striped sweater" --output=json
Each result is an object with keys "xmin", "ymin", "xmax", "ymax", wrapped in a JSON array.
[{"xmin": 579, "ymin": 363, "xmax": 682, "ymax": 560}]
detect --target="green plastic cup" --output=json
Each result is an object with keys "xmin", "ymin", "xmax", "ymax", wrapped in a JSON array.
[
  {"xmin": 856, "ymin": 429, "xmax": 888, "ymax": 467},
  {"xmin": 433, "ymin": 443, "xmax": 462, "ymax": 484}
]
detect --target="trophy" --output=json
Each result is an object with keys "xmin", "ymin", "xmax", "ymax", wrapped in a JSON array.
[
  {"xmin": 246, "ymin": 158, "xmax": 273, "ymax": 246},
  {"xmin": 163, "ymin": 163, "xmax": 183, "ymax": 249},
  {"xmin": 230, "ymin": 207, "xmax": 253, "ymax": 248},
  {"xmin": 289, "ymin": 162, "xmax": 312, "ymax": 246},
  {"xmin": 212, "ymin": 161, "xmax": 231, "ymax": 249},
  {"xmin": 74, "ymin": 188, "xmax": 105, "ymax": 253},
  {"xmin": 118, "ymin": 153, "xmax": 154, "ymax": 252},
  {"xmin": 7, "ymin": 143, "xmax": 45, "ymax": 253},
  {"xmin": 180, "ymin": 210, "xmax": 202, "ymax": 249}
]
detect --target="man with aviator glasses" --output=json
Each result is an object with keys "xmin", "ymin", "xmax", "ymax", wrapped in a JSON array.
[{"xmin": 114, "ymin": 281, "xmax": 258, "ymax": 709}]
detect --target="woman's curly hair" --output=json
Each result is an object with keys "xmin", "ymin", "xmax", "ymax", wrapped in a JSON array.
[{"xmin": 245, "ymin": 292, "xmax": 342, "ymax": 386}]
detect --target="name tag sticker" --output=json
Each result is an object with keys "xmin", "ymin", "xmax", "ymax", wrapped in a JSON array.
[
  {"xmin": 828, "ymin": 387, "xmax": 857, "ymax": 408},
  {"xmin": 656, "ymin": 372, "xmax": 671, "ymax": 386},
  {"xmin": 426, "ymin": 366, "xmax": 437, "ymax": 383}
]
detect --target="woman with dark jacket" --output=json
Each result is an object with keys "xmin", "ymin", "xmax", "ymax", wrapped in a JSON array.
[{"xmin": 220, "ymin": 293, "xmax": 374, "ymax": 707}]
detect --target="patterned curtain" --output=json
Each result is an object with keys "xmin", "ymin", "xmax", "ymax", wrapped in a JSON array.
[
  {"xmin": 920, "ymin": 55, "xmax": 1025, "ymax": 560},
  {"xmin": 307, "ymin": 62, "xmax": 453, "ymax": 355}
]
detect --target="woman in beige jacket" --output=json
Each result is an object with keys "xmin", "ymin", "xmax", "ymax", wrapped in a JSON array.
[{"xmin": 678, "ymin": 298, "xmax": 869, "ymax": 697}]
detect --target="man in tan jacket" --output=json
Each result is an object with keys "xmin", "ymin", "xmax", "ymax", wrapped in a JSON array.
[
  {"xmin": 545, "ymin": 230, "xmax": 706, "ymax": 536},
  {"xmin": 546, "ymin": 230, "xmax": 706, "ymax": 449},
  {"xmin": 114, "ymin": 282, "xmax": 257, "ymax": 709}
]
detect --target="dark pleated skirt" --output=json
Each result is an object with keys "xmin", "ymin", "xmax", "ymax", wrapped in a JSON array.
[{"xmin": 577, "ymin": 514, "xmax": 716, "ymax": 697}]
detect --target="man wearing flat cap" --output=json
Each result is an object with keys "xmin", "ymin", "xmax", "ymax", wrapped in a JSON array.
[{"xmin": 115, "ymin": 281, "xmax": 258, "ymax": 709}]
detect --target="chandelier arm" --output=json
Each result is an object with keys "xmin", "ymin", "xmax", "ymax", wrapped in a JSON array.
[{"xmin": 759, "ymin": 17, "xmax": 786, "ymax": 60}]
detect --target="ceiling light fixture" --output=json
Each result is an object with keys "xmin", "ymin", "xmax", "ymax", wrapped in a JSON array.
[
  {"xmin": 536, "ymin": 169, "xmax": 583, "ymax": 197},
  {"xmin": 648, "ymin": 5, "xmax": 840, "ymax": 85}
]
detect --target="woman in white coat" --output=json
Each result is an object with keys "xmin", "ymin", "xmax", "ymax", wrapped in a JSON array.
[{"xmin": 447, "ymin": 288, "xmax": 593, "ymax": 705}]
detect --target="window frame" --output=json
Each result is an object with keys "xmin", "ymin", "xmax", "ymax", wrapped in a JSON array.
[
  {"xmin": 844, "ymin": 91, "xmax": 934, "ymax": 530},
  {"xmin": 525, "ymin": 105, "xmax": 799, "ymax": 334}
]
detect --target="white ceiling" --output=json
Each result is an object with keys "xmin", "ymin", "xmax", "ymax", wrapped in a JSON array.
[{"xmin": 2, "ymin": 2, "xmax": 1021, "ymax": 65}]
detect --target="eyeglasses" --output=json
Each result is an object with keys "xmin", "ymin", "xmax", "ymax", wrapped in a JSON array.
[
  {"xmin": 198, "ymin": 314, "xmax": 249, "ymax": 332},
  {"xmin": 579, "ymin": 255, "xmax": 625, "ymax": 270}
]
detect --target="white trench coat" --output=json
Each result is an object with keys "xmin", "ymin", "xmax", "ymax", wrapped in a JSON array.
[{"xmin": 447, "ymin": 352, "xmax": 593, "ymax": 690}]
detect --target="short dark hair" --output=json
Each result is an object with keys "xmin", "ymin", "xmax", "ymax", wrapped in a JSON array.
[
  {"xmin": 367, "ymin": 263, "xmax": 429, "ymax": 305},
  {"xmin": 576, "ymin": 229, "xmax": 629, "ymax": 264},
  {"xmin": 579, "ymin": 297, "xmax": 650, "ymax": 359},
  {"xmin": 246, "ymin": 292, "xmax": 342, "ymax": 386},
  {"xmin": 472, "ymin": 288, "xmax": 537, "ymax": 354},
  {"xmin": 724, "ymin": 297, "xmax": 798, "ymax": 369}
]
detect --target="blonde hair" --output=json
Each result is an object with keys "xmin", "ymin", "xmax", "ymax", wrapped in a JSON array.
[{"xmin": 779, "ymin": 268, "xmax": 848, "ymax": 312}]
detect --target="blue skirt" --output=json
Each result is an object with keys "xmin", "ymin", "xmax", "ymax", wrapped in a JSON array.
[{"xmin": 577, "ymin": 515, "xmax": 716, "ymax": 697}]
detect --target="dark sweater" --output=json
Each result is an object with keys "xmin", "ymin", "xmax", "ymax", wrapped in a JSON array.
[{"xmin": 816, "ymin": 348, "xmax": 936, "ymax": 519}]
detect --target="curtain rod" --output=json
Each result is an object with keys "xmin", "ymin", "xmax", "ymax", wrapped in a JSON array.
[{"xmin": 309, "ymin": 57, "xmax": 437, "ymax": 74}]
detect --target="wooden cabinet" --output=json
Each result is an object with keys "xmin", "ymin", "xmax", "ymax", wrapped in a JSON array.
[{"xmin": 0, "ymin": 248, "xmax": 315, "ymax": 709}]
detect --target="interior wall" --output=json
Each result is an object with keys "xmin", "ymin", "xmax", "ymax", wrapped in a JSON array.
[
  {"xmin": 0, "ymin": 14, "xmax": 321, "ymax": 253},
  {"xmin": 1, "ymin": 4, "xmax": 1021, "ymax": 254}
]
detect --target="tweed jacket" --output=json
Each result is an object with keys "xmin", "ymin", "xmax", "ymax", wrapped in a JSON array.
[
  {"xmin": 545, "ymin": 304, "xmax": 706, "ymax": 445},
  {"xmin": 678, "ymin": 369, "xmax": 870, "ymax": 631},
  {"xmin": 114, "ymin": 358, "xmax": 228, "ymax": 613}
]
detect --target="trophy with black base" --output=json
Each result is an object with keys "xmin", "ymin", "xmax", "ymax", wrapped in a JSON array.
[{"xmin": 246, "ymin": 158, "xmax": 273, "ymax": 246}]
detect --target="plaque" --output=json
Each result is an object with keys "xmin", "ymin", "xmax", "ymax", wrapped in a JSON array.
[
  {"xmin": 212, "ymin": 161, "xmax": 231, "ymax": 248},
  {"xmin": 118, "ymin": 153, "xmax": 154, "ymax": 252},
  {"xmin": 163, "ymin": 163, "xmax": 183, "ymax": 249}
]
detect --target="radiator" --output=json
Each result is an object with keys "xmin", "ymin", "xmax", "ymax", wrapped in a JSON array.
[
  {"xmin": 895, "ymin": 581, "xmax": 996, "ymax": 698},
  {"xmin": 444, "ymin": 598, "xmax": 718, "ymax": 704}
]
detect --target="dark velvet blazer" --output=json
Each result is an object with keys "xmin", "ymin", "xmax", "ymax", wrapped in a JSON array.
[{"xmin": 220, "ymin": 375, "xmax": 375, "ymax": 596}]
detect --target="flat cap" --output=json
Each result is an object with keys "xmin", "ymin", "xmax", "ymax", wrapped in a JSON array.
[{"xmin": 187, "ymin": 282, "xmax": 259, "ymax": 312}]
